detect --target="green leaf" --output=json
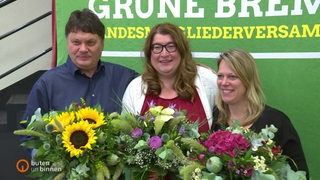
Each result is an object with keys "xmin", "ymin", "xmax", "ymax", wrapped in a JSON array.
[
  {"xmin": 148, "ymin": 106, "xmax": 163, "ymax": 116},
  {"xmin": 157, "ymin": 148, "xmax": 175, "ymax": 160},
  {"xmin": 251, "ymin": 170, "xmax": 277, "ymax": 180},
  {"xmin": 161, "ymin": 107, "xmax": 175, "ymax": 115},
  {"xmin": 168, "ymin": 117, "xmax": 182, "ymax": 129},
  {"xmin": 202, "ymin": 171, "xmax": 219, "ymax": 180},
  {"xmin": 26, "ymin": 169, "xmax": 46, "ymax": 178},
  {"xmin": 20, "ymin": 139, "xmax": 43, "ymax": 149},
  {"xmin": 165, "ymin": 140, "xmax": 186, "ymax": 161},
  {"xmin": 75, "ymin": 163, "xmax": 90, "ymax": 176},
  {"xmin": 181, "ymin": 137, "xmax": 206, "ymax": 152},
  {"xmin": 287, "ymin": 170, "xmax": 307, "ymax": 180},
  {"xmin": 154, "ymin": 115, "xmax": 173, "ymax": 135},
  {"xmin": 110, "ymin": 119, "xmax": 133, "ymax": 134},
  {"xmin": 183, "ymin": 122, "xmax": 200, "ymax": 138},
  {"xmin": 112, "ymin": 163, "xmax": 124, "ymax": 180},
  {"xmin": 122, "ymin": 112, "xmax": 139, "ymax": 128},
  {"xmin": 133, "ymin": 140, "xmax": 148, "ymax": 149},
  {"xmin": 13, "ymin": 129, "xmax": 46, "ymax": 138},
  {"xmin": 29, "ymin": 108, "xmax": 42, "ymax": 125},
  {"xmin": 33, "ymin": 146, "xmax": 49, "ymax": 161},
  {"xmin": 179, "ymin": 162, "xmax": 204, "ymax": 180}
]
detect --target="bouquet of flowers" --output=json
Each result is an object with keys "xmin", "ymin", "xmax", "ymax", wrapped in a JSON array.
[
  {"xmin": 180, "ymin": 121, "xmax": 307, "ymax": 180},
  {"xmin": 110, "ymin": 102, "xmax": 200, "ymax": 180},
  {"xmin": 14, "ymin": 99, "xmax": 123, "ymax": 180}
]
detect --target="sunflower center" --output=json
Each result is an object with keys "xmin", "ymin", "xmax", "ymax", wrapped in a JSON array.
[
  {"xmin": 84, "ymin": 118, "xmax": 96, "ymax": 124},
  {"xmin": 70, "ymin": 130, "xmax": 89, "ymax": 149}
]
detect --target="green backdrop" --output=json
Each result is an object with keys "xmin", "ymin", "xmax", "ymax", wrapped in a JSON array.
[{"xmin": 55, "ymin": 1, "xmax": 320, "ymax": 179}]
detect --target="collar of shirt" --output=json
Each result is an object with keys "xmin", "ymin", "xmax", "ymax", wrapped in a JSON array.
[{"xmin": 65, "ymin": 56, "xmax": 105, "ymax": 77}]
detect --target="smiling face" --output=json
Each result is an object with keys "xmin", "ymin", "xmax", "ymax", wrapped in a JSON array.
[
  {"xmin": 217, "ymin": 60, "xmax": 247, "ymax": 106},
  {"xmin": 67, "ymin": 31, "xmax": 104, "ymax": 76},
  {"xmin": 150, "ymin": 34, "xmax": 181, "ymax": 79}
]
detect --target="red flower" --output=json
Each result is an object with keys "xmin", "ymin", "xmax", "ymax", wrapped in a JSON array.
[{"xmin": 272, "ymin": 145, "xmax": 282, "ymax": 157}]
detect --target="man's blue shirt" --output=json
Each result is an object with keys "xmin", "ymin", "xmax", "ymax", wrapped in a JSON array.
[{"xmin": 22, "ymin": 57, "xmax": 138, "ymax": 124}]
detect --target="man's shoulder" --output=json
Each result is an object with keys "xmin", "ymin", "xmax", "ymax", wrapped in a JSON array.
[
  {"xmin": 102, "ymin": 62, "xmax": 138, "ymax": 79},
  {"xmin": 31, "ymin": 64, "xmax": 71, "ymax": 87},
  {"xmin": 40, "ymin": 64, "xmax": 68, "ymax": 78}
]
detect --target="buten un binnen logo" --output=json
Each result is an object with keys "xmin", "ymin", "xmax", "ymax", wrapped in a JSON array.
[
  {"xmin": 16, "ymin": 159, "xmax": 63, "ymax": 173},
  {"xmin": 16, "ymin": 159, "xmax": 30, "ymax": 173}
]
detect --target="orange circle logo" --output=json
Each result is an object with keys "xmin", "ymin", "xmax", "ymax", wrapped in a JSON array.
[{"xmin": 16, "ymin": 159, "xmax": 29, "ymax": 173}]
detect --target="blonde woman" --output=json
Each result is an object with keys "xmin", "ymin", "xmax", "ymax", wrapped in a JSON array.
[{"xmin": 212, "ymin": 48, "xmax": 309, "ymax": 177}]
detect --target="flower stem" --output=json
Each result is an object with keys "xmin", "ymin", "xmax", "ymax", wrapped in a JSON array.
[{"xmin": 13, "ymin": 129, "xmax": 46, "ymax": 138}]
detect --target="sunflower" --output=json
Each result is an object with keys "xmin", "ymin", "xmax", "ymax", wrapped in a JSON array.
[
  {"xmin": 76, "ymin": 107, "xmax": 106, "ymax": 128},
  {"xmin": 57, "ymin": 111, "xmax": 75, "ymax": 127},
  {"xmin": 48, "ymin": 111, "xmax": 75, "ymax": 132},
  {"xmin": 62, "ymin": 121, "xmax": 97, "ymax": 158}
]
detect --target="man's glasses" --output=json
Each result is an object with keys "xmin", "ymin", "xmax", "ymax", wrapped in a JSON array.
[{"xmin": 151, "ymin": 43, "xmax": 177, "ymax": 54}]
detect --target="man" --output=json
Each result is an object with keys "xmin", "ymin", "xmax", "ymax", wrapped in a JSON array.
[
  {"xmin": 22, "ymin": 8, "xmax": 138, "ymax": 127},
  {"xmin": 17, "ymin": 9, "xmax": 137, "ymax": 180}
]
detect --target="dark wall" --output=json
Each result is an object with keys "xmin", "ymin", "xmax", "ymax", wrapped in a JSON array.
[{"xmin": 0, "ymin": 70, "xmax": 46, "ymax": 110}]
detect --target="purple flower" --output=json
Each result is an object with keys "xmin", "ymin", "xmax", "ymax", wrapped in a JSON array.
[
  {"xmin": 138, "ymin": 116, "xmax": 146, "ymax": 121},
  {"xmin": 147, "ymin": 100, "xmax": 156, "ymax": 108},
  {"xmin": 178, "ymin": 126, "xmax": 185, "ymax": 134},
  {"xmin": 131, "ymin": 128, "xmax": 143, "ymax": 138},
  {"xmin": 227, "ymin": 161, "xmax": 235, "ymax": 167},
  {"xmin": 236, "ymin": 169, "xmax": 241, "ymax": 175},
  {"xmin": 149, "ymin": 136, "xmax": 162, "ymax": 150},
  {"xmin": 169, "ymin": 103, "xmax": 176, "ymax": 109}
]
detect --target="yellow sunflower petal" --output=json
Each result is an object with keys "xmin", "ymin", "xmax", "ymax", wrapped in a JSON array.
[
  {"xmin": 76, "ymin": 107, "xmax": 106, "ymax": 128},
  {"xmin": 57, "ymin": 111, "xmax": 75, "ymax": 127}
]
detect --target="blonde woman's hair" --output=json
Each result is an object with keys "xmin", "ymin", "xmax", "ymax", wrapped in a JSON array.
[{"xmin": 216, "ymin": 48, "xmax": 265, "ymax": 126}]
